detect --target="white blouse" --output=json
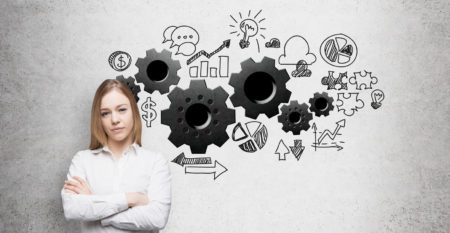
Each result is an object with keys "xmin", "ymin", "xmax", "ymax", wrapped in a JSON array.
[{"xmin": 60, "ymin": 143, "xmax": 172, "ymax": 233}]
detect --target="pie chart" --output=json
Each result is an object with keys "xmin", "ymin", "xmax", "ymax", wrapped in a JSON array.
[
  {"xmin": 320, "ymin": 33, "xmax": 358, "ymax": 67},
  {"xmin": 232, "ymin": 121, "xmax": 268, "ymax": 153}
]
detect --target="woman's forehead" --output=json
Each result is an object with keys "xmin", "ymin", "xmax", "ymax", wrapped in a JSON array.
[{"xmin": 100, "ymin": 89, "xmax": 130, "ymax": 109}]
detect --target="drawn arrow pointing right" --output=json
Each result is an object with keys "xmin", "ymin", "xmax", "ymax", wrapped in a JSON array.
[{"xmin": 185, "ymin": 160, "xmax": 228, "ymax": 180}]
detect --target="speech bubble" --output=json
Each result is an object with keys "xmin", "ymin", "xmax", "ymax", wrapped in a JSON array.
[
  {"xmin": 176, "ymin": 43, "xmax": 196, "ymax": 56},
  {"xmin": 163, "ymin": 26, "xmax": 177, "ymax": 43},
  {"xmin": 170, "ymin": 26, "xmax": 199, "ymax": 48}
]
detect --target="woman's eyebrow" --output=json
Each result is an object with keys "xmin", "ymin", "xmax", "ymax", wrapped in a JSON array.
[
  {"xmin": 116, "ymin": 104, "xmax": 128, "ymax": 108},
  {"xmin": 100, "ymin": 104, "xmax": 127, "ymax": 111}
]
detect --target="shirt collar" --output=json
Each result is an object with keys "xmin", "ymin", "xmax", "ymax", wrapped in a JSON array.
[{"xmin": 91, "ymin": 142, "xmax": 139, "ymax": 155}]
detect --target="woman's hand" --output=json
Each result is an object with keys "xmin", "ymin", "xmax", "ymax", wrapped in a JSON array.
[
  {"xmin": 126, "ymin": 192, "xmax": 149, "ymax": 207},
  {"xmin": 63, "ymin": 176, "xmax": 92, "ymax": 195}
]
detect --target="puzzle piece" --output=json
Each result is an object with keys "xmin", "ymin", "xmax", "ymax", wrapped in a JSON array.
[
  {"xmin": 349, "ymin": 71, "xmax": 378, "ymax": 90},
  {"xmin": 321, "ymin": 71, "xmax": 348, "ymax": 90},
  {"xmin": 336, "ymin": 93, "xmax": 364, "ymax": 116}
]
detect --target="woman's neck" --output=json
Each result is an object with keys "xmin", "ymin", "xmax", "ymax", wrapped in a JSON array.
[{"xmin": 107, "ymin": 137, "xmax": 133, "ymax": 160}]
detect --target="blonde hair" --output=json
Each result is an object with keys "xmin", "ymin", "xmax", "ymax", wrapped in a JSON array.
[{"xmin": 89, "ymin": 79, "xmax": 142, "ymax": 149}]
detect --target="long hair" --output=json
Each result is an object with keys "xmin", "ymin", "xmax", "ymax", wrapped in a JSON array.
[{"xmin": 89, "ymin": 79, "xmax": 142, "ymax": 149}]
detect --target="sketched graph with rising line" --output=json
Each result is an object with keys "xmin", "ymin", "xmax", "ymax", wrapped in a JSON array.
[{"xmin": 317, "ymin": 119, "xmax": 345, "ymax": 144}]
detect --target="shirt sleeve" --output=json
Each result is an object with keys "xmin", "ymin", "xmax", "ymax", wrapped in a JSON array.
[
  {"xmin": 61, "ymin": 151, "xmax": 129, "ymax": 221},
  {"xmin": 100, "ymin": 152, "xmax": 172, "ymax": 231}
]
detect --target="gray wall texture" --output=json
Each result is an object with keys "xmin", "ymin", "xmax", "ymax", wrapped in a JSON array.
[{"xmin": 0, "ymin": 0, "xmax": 449, "ymax": 232}]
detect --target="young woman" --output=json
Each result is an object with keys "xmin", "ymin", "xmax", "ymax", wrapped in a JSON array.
[{"xmin": 61, "ymin": 79, "xmax": 171, "ymax": 233}]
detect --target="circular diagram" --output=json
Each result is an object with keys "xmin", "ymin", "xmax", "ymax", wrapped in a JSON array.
[
  {"xmin": 232, "ymin": 121, "xmax": 268, "ymax": 153},
  {"xmin": 320, "ymin": 34, "xmax": 358, "ymax": 67}
]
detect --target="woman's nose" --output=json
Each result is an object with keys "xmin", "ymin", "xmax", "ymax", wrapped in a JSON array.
[{"xmin": 111, "ymin": 111, "xmax": 120, "ymax": 123}]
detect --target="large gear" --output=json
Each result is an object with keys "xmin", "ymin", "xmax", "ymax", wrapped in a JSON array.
[
  {"xmin": 308, "ymin": 92, "xmax": 334, "ymax": 117},
  {"xmin": 229, "ymin": 57, "xmax": 291, "ymax": 119},
  {"xmin": 135, "ymin": 49, "xmax": 181, "ymax": 95},
  {"xmin": 116, "ymin": 75, "xmax": 141, "ymax": 103},
  {"xmin": 161, "ymin": 80, "xmax": 236, "ymax": 154},
  {"xmin": 278, "ymin": 100, "xmax": 313, "ymax": 135}
]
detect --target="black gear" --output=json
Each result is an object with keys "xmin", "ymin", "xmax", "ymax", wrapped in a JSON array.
[
  {"xmin": 116, "ymin": 75, "xmax": 141, "ymax": 103},
  {"xmin": 308, "ymin": 92, "xmax": 334, "ymax": 117},
  {"xmin": 229, "ymin": 57, "xmax": 291, "ymax": 119},
  {"xmin": 135, "ymin": 49, "xmax": 181, "ymax": 95},
  {"xmin": 161, "ymin": 80, "xmax": 235, "ymax": 154},
  {"xmin": 278, "ymin": 100, "xmax": 313, "ymax": 135}
]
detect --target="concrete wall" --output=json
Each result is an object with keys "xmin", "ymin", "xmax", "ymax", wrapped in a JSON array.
[{"xmin": 0, "ymin": 0, "xmax": 449, "ymax": 232}]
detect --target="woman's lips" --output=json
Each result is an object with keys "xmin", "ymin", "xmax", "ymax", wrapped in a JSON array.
[{"xmin": 112, "ymin": 127, "xmax": 124, "ymax": 132}]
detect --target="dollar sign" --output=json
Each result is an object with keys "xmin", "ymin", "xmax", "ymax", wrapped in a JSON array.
[
  {"xmin": 117, "ymin": 55, "xmax": 126, "ymax": 69},
  {"xmin": 141, "ymin": 97, "xmax": 157, "ymax": 127}
]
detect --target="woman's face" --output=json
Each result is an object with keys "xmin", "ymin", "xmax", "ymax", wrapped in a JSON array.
[{"xmin": 100, "ymin": 89, "xmax": 134, "ymax": 145}]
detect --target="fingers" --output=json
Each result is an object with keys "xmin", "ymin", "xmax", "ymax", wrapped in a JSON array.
[
  {"xmin": 73, "ymin": 176, "xmax": 86, "ymax": 186},
  {"xmin": 64, "ymin": 189, "xmax": 76, "ymax": 194},
  {"xmin": 64, "ymin": 179, "xmax": 82, "ymax": 194},
  {"xmin": 64, "ymin": 177, "xmax": 91, "ymax": 195},
  {"xmin": 64, "ymin": 184, "xmax": 80, "ymax": 194}
]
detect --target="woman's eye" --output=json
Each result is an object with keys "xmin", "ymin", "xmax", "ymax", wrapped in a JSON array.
[
  {"xmin": 101, "ymin": 112, "xmax": 109, "ymax": 117},
  {"xmin": 119, "ymin": 108, "xmax": 127, "ymax": 112}
]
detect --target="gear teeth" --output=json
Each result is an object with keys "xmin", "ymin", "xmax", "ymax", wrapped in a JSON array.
[
  {"xmin": 146, "ymin": 48, "xmax": 157, "ymax": 57},
  {"xmin": 161, "ymin": 80, "xmax": 235, "ymax": 154},
  {"xmin": 167, "ymin": 87, "xmax": 183, "ymax": 102},
  {"xmin": 229, "ymin": 74, "xmax": 240, "ymax": 87},
  {"xmin": 189, "ymin": 79, "xmax": 207, "ymax": 90},
  {"xmin": 282, "ymin": 90, "xmax": 292, "ymax": 102},
  {"xmin": 245, "ymin": 109, "xmax": 259, "ymax": 119},
  {"xmin": 265, "ymin": 107, "xmax": 280, "ymax": 118},
  {"xmin": 161, "ymin": 49, "xmax": 171, "ymax": 57},
  {"xmin": 278, "ymin": 69, "xmax": 290, "ymax": 82},
  {"xmin": 160, "ymin": 109, "xmax": 172, "ymax": 125},
  {"xmin": 213, "ymin": 87, "xmax": 229, "ymax": 101},
  {"xmin": 115, "ymin": 75, "xmax": 141, "ymax": 102},
  {"xmin": 134, "ymin": 48, "xmax": 181, "ymax": 95},
  {"xmin": 228, "ymin": 56, "xmax": 292, "ymax": 119},
  {"xmin": 278, "ymin": 100, "xmax": 313, "ymax": 135},
  {"xmin": 135, "ymin": 58, "xmax": 144, "ymax": 67},
  {"xmin": 230, "ymin": 94, "xmax": 241, "ymax": 107},
  {"xmin": 214, "ymin": 132, "xmax": 230, "ymax": 147},
  {"xmin": 261, "ymin": 57, "xmax": 276, "ymax": 67},
  {"xmin": 168, "ymin": 132, "xmax": 184, "ymax": 147},
  {"xmin": 241, "ymin": 58, "xmax": 256, "ymax": 69},
  {"xmin": 308, "ymin": 92, "xmax": 334, "ymax": 117},
  {"xmin": 190, "ymin": 144, "xmax": 207, "ymax": 154}
]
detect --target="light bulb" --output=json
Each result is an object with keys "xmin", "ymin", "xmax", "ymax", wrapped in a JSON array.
[
  {"xmin": 371, "ymin": 89, "xmax": 384, "ymax": 109},
  {"xmin": 239, "ymin": 19, "xmax": 259, "ymax": 49}
]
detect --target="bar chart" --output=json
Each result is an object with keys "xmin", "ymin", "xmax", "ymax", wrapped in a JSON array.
[{"xmin": 189, "ymin": 56, "xmax": 229, "ymax": 78}]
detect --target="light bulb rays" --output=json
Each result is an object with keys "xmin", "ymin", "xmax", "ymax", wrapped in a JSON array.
[{"xmin": 229, "ymin": 9, "xmax": 267, "ymax": 52}]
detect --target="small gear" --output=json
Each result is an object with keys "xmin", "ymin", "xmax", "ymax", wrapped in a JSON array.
[
  {"xmin": 161, "ymin": 80, "xmax": 235, "ymax": 154},
  {"xmin": 135, "ymin": 49, "xmax": 181, "ymax": 95},
  {"xmin": 278, "ymin": 100, "xmax": 313, "ymax": 135},
  {"xmin": 308, "ymin": 92, "xmax": 334, "ymax": 117},
  {"xmin": 229, "ymin": 57, "xmax": 291, "ymax": 119},
  {"xmin": 116, "ymin": 75, "xmax": 141, "ymax": 103}
]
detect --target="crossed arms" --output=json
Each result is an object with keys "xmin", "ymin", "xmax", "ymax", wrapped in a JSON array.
[{"xmin": 61, "ymin": 152, "xmax": 172, "ymax": 231}]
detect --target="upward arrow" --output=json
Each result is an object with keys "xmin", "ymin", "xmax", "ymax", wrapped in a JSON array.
[
  {"xmin": 186, "ymin": 39, "xmax": 231, "ymax": 65},
  {"xmin": 317, "ymin": 119, "xmax": 346, "ymax": 144},
  {"xmin": 274, "ymin": 139, "xmax": 289, "ymax": 160}
]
